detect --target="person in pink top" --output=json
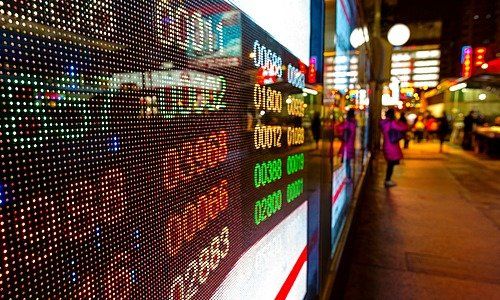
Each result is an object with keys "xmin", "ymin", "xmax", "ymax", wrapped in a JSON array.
[
  {"xmin": 380, "ymin": 108, "xmax": 408, "ymax": 187},
  {"xmin": 338, "ymin": 109, "xmax": 357, "ymax": 179}
]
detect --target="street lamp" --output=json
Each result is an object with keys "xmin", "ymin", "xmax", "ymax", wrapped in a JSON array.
[{"xmin": 387, "ymin": 24, "xmax": 410, "ymax": 46}]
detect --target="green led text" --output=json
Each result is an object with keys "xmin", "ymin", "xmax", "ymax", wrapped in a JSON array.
[
  {"xmin": 287, "ymin": 178, "xmax": 304, "ymax": 203},
  {"xmin": 287, "ymin": 153, "xmax": 304, "ymax": 175},
  {"xmin": 254, "ymin": 158, "xmax": 282, "ymax": 188},
  {"xmin": 254, "ymin": 190, "xmax": 283, "ymax": 225}
]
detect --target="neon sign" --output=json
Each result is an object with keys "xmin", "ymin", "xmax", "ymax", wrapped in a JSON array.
[
  {"xmin": 461, "ymin": 46, "xmax": 473, "ymax": 78},
  {"xmin": 474, "ymin": 47, "xmax": 487, "ymax": 67}
]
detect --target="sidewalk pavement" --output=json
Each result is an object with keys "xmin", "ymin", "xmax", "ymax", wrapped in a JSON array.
[{"xmin": 342, "ymin": 142, "xmax": 500, "ymax": 299}]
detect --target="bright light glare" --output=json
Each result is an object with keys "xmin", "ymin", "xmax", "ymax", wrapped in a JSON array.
[
  {"xmin": 391, "ymin": 62, "xmax": 411, "ymax": 68},
  {"xmin": 478, "ymin": 93, "xmax": 486, "ymax": 100},
  {"xmin": 481, "ymin": 63, "xmax": 488, "ymax": 69},
  {"xmin": 449, "ymin": 83, "xmax": 467, "ymax": 91},
  {"xmin": 407, "ymin": 113, "xmax": 417, "ymax": 123},
  {"xmin": 414, "ymin": 60, "xmax": 440, "ymax": 67},
  {"xmin": 392, "ymin": 53, "xmax": 411, "ymax": 62},
  {"xmin": 413, "ymin": 67, "xmax": 440, "ymax": 74},
  {"xmin": 302, "ymin": 88, "xmax": 318, "ymax": 95},
  {"xmin": 387, "ymin": 24, "xmax": 410, "ymax": 46},
  {"xmin": 413, "ymin": 81, "xmax": 438, "ymax": 88},
  {"xmin": 350, "ymin": 27, "xmax": 369, "ymax": 48},
  {"xmin": 334, "ymin": 56, "xmax": 349, "ymax": 64},
  {"xmin": 413, "ymin": 74, "xmax": 439, "ymax": 81},
  {"xmin": 227, "ymin": 0, "xmax": 310, "ymax": 63},
  {"xmin": 415, "ymin": 50, "xmax": 441, "ymax": 59},
  {"xmin": 395, "ymin": 75, "xmax": 410, "ymax": 82},
  {"xmin": 391, "ymin": 68, "xmax": 411, "ymax": 75}
]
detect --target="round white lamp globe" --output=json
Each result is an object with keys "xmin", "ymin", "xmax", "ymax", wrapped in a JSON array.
[{"xmin": 387, "ymin": 24, "xmax": 410, "ymax": 46}]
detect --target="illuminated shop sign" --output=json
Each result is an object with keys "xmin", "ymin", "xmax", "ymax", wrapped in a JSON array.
[
  {"xmin": 461, "ymin": 46, "xmax": 473, "ymax": 78},
  {"xmin": 324, "ymin": 55, "xmax": 359, "ymax": 92},
  {"xmin": 390, "ymin": 47, "xmax": 441, "ymax": 87},
  {"xmin": 473, "ymin": 47, "xmax": 487, "ymax": 67},
  {"xmin": 0, "ymin": 0, "xmax": 314, "ymax": 298},
  {"xmin": 326, "ymin": 47, "xmax": 441, "ymax": 91},
  {"xmin": 308, "ymin": 56, "xmax": 318, "ymax": 84}
]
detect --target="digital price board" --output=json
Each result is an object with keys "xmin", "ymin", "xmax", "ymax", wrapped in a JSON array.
[{"xmin": 0, "ymin": 0, "xmax": 321, "ymax": 298}]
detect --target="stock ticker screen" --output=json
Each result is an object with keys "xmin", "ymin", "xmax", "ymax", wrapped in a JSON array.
[{"xmin": 0, "ymin": 0, "xmax": 321, "ymax": 298}]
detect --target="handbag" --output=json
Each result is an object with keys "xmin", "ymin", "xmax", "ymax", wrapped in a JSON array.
[{"xmin": 389, "ymin": 128, "xmax": 405, "ymax": 144}]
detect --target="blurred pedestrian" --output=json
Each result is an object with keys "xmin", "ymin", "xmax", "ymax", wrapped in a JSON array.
[
  {"xmin": 413, "ymin": 115, "xmax": 425, "ymax": 143},
  {"xmin": 462, "ymin": 110, "xmax": 478, "ymax": 150},
  {"xmin": 400, "ymin": 113, "xmax": 410, "ymax": 149},
  {"xmin": 311, "ymin": 112, "xmax": 321, "ymax": 150},
  {"xmin": 380, "ymin": 108, "xmax": 408, "ymax": 188},
  {"xmin": 437, "ymin": 111, "xmax": 450, "ymax": 153},
  {"xmin": 338, "ymin": 109, "xmax": 356, "ymax": 179},
  {"xmin": 424, "ymin": 114, "xmax": 438, "ymax": 141}
]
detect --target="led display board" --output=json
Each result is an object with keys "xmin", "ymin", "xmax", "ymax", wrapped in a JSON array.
[
  {"xmin": 225, "ymin": 0, "xmax": 311, "ymax": 64},
  {"xmin": 0, "ymin": 0, "xmax": 320, "ymax": 298},
  {"xmin": 331, "ymin": 165, "xmax": 348, "ymax": 252}
]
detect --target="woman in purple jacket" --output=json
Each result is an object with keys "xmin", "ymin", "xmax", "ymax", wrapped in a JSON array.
[
  {"xmin": 380, "ymin": 108, "xmax": 408, "ymax": 187},
  {"xmin": 339, "ymin": 109, "xmax": 357, "ymax": 179}
]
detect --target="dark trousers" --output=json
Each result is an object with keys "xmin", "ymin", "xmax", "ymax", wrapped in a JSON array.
[
  {"xmin": 345, "ymin": 158, "xmax": 352, "ymax": 179},
  {"xmin": 415, "ymin": 131, "xmax": 424, "ymax": 143},
  {"xmin": 385, "ymin": 160, "xmax": 398, "ymax": 181}
]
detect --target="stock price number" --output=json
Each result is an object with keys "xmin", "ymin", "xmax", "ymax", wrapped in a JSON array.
[
  {"xmin": 169, "ymin": 227, "xmax": 230, "ymax": 300},
  {"xmin": 254, "ymin": 84, "xmax": 282, "ymax": 113},
  {"xmin": 287, "ymin": 97, "xmax": 305, "ymax": 117},
  {"xmin": 254, "ymin": 190, "xmax": 283, "ymax": 225},
  {"xmin": 287, "ymin": 127, "xmax": 305, "ymax": 146},
  {"xmin": 254, "ymin": 125, "xmax": 282, "ymax": 149}
]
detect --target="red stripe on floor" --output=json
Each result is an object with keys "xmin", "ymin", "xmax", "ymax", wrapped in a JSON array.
[{"xmin": 275, "ymin": 246, "xmax": 308, "ymax": 300}]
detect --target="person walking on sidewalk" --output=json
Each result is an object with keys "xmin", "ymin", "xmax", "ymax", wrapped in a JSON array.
[
  {"xmin": 338, "ymin": 109, "xmax": 357, "ymax": 179},
  {"xmin": 437, "ymin": 111, "xmax": 450, "ymax": 153},
  {"xmin": 311, "ymin": 112, "xmax": 321, "ymax": 150},
  {"xmin": 413, "ymin": 115, "xmax": 425, "ymax": 143},
  {"xmin": 380, "ymin": 108, "xmax": 408, "ymax": 188}
]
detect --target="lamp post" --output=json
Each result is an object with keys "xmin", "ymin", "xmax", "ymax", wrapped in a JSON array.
[{"xmin": 368, "ymin": 10, "xmax": 410, "ymax": 155}]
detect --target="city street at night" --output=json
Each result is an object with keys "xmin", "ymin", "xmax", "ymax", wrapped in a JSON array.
[{"xmin": 0, "ymin": 0, "xmax": 498, "ymax": 299}]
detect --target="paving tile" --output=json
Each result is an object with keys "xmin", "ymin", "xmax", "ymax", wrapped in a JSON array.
[{"xmin": 406, "ymin": 252, "xmax": 500, "ymax": 284}]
